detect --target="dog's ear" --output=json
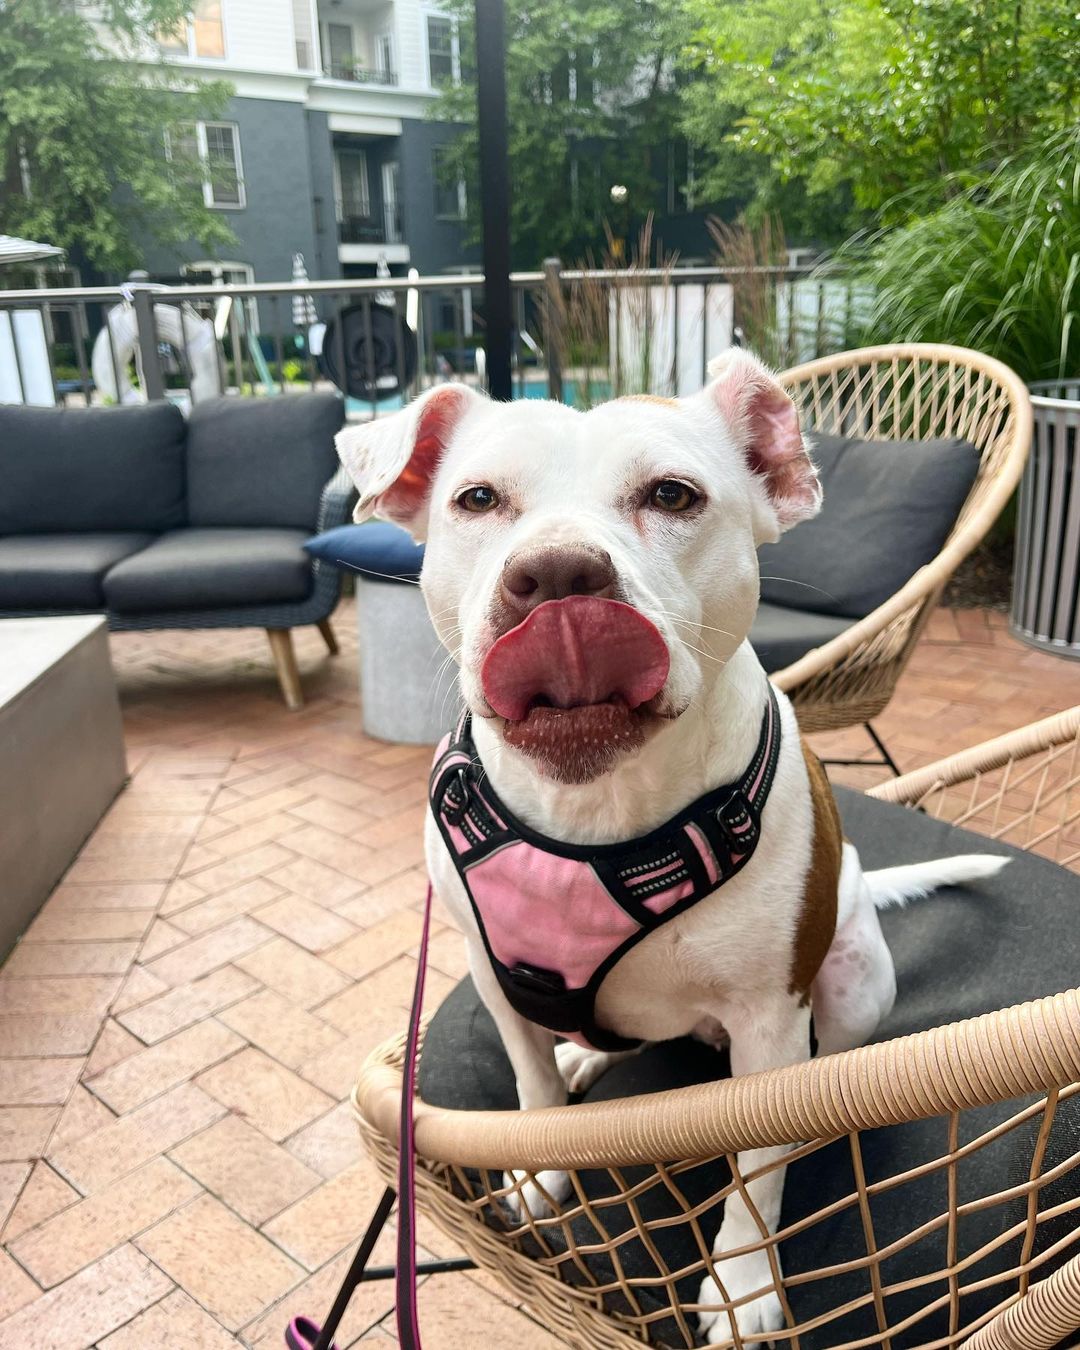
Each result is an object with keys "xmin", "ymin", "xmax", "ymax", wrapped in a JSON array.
[
  {"xmin": 705, "ymin": 349, "xmax": 821, "ymax": 535},
  {"xmin": 335, "ymin": 383, "xmax": 479, "ymax": 538}
]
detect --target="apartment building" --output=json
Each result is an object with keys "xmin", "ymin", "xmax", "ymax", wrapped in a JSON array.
[{"xmin": 133, "ymin": 0, "xmax": 476, "ymax": 290}]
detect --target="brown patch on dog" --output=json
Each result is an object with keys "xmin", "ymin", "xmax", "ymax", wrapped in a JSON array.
[
  {"xmin": 789, "ymin": 741, "xmax": 842, "ymax": 1003},
  {"xmin": 621, "ymin": 394, "xmax": 679, "ymax": 406}
]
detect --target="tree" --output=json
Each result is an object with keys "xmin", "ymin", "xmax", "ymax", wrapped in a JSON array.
[
  {"xmin": 680, "ymin": 0, "xmax": 1080, "ymax": 242},
  {"xmin": 0, "ymin": 0, "xmax": 234, "ymax": 274},
  {"xmin": 432, "ymin": 0, "xmax": 693, "ymax": 266}
]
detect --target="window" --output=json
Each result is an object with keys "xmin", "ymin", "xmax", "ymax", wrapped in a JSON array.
[
  {"xmin": 158, "ymin": 0, "xmax": 225, "ymax": 58},
  {"xmin": 166, "ymin": 121, "xmax": 244, "ymax": 209},
  {"xmin": 382, "ymin": 161, "xmax": 402, "ymax": 243},
  {"xmin": 375, "ymin": 32, "xmax": 394, "ymax": 79},
  {"xmin": 335, "ymin": 149, "xmax": 370, "ymax": 220},
  {"xmin": 181, "ymin": 261, "xmax": 257, "ymax": 331},
  {"xmin": 292, "ymin": 0, "xmax": 314, "ymax": 68},
  {"xmin": 326, "ymin": 23, "xmax": 355, "ymax": 80},
  {"xmin": 433, "ymin": 146, "xmax": 466, "ymax": 220},
  {"xmin": 426, "ymin": 15, "xmax": 458, "ymax": 87}
]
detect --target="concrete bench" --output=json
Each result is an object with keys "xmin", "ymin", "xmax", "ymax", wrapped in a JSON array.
[{"xmin": 0, "ymin": 616, "xmax": 126, "ymax": 959}]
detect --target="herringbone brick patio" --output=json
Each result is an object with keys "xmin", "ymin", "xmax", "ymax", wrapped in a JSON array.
[{"xmin": 0, "ymin": 603, "xmax": 1075, "ymax": 1346}]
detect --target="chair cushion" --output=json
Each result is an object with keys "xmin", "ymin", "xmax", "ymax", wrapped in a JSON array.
[
  {"xmin": 758, "ymin": 432, "xmax": 981, "ymax": 620},
  {"xmin": 304, "ymin": 521, "xmax": 424, "ymax": 583},
  {"xmin": 418, "ymin": 791, "xmax": 1080, "ymax": 1348},
  {"xmin": 185, "ymin": 393, "xmax": 344, "ymax": 530},
  {"xmin": 0, "ymin": 533, "xmax": 155, "ymax": 610},
  {"xmin": 749, "ymin": 600, "xmax": 852, "ymax": 673},
  {"xmin": 102, "ymin": 528, "xmax": 313, "ymax": 613},
  {"xmin": 0, "ymin": 402, "xmax": 186, "ymax": 535}
]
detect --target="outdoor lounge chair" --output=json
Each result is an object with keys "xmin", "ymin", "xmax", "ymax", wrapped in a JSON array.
[
  {"xmin": 764, "ymin": 344, "xmax": 1032, "ymax": 768},
  {"xmin": 352, "ymin": 703, "xmax": 1080, "ymax": 1349}
]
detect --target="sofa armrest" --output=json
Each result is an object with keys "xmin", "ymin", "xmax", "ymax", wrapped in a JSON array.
[{"xmin": 317, "ymin": 466, "xmax": 358, "ymax": 535}]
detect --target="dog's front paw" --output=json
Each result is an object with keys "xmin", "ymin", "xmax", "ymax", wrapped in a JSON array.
[
  {"xmin": 697, "ymin": 1248, "xmax": 783, "ymax": 1347},
  {"xmin": 502, "ymin": 1168, "xmax": 572, "ymax": 1222},
  {"xmin": 555, "ymin": 1041, "xmax": 614, "ymax": 1094}
]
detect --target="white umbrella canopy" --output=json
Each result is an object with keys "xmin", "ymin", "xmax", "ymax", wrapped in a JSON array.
[
  {"xmin": 291, "ymin": 252, "xmax": 317, "ymax": 327},
  {"xmin": 0, "ymin": 235, "xmax": 64, "ymax": 268}
]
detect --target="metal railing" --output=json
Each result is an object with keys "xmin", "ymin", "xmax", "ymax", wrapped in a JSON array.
[
  {"xmin": 0, "ymin": 264, "xmax": 860, "ymax": 416},
  {"xmin": 325, "ymin": 63, "xmax": 398, "ymax": 86}
]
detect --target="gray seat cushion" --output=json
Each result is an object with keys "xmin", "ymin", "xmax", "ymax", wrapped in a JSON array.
[
  {"xmin": 185, "ymin": 393, "xmax": 344, "ymax": 530},
  {"xmin": 759, "ymin": 432, "xmax": 981, "ymax": 620},
  {"xmin": 418, "ymin": 791, "xmax": 1080, "ymax": 1348},
  {"xmin": 0, "ymin": 533, "xmax": 155, "ymax": 610},
  {"xmin": 0, "ymin": 402, "xmax": 186, "ymax": 535},
  {"xmin": 102, "ymin": 528, "xmax": 313, "ymax": 613},
  {"xmin": 750, "ymin": 600, "xmax": 852, "ymax": 673}
]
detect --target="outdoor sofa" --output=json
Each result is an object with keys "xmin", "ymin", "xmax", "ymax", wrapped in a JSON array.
[{"xmin": 0, "ymin": 394, "xmax": 355, "ymax": 709}]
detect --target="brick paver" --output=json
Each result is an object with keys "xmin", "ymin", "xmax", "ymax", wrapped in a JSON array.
[{"xmin": 0, "ymin": 604, "xmax": 1075, "ymax": 1345}]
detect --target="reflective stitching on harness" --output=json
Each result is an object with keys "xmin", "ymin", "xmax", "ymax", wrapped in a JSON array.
[{"xmin": 431, "ymin": 685, "xmax": 782, "ymax": 1052}]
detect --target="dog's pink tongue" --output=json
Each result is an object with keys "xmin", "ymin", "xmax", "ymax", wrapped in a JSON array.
[{"xmin": 481, "ymin": 596, "xmax": 670, "ymax": 722}]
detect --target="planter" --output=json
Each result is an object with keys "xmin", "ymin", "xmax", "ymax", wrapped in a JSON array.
[
  {"xmin": 1010, "ymin": 380, "xmax": 1080, "ymax": 659},
  {"xmin": 355, "ymin": 578, "xmax": 460, "ymax": 744}
]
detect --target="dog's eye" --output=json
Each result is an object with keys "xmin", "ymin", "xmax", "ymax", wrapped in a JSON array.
[
  {"xmin": 457, "ymin": 485, "xmax": 500, "ymax": 513},
  {"xmin": 649, "ymin": 480, "xmax": 698, "ymax": 513}
]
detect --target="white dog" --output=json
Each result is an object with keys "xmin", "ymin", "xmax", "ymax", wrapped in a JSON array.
[{"xmin": 337, "ymin": 351, "xmax": 1005, "ymax": 1344}]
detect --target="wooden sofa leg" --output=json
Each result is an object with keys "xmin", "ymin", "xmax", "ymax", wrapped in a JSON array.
[
  {"xmin": 267, "ymin": 629, "xmax": 303, "ymax": 711},
  {"xmin": 317, "ymin": 618, "xmax": 339, "ymax": 656}
]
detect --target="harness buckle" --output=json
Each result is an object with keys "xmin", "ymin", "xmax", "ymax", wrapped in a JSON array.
[
  {"xmin": 714, "ymin": 789, "xmax": 757, "ymax": 851},
  {"xmin": 508, "ymin": 963, "xmax": 567, "ymax": 997}
]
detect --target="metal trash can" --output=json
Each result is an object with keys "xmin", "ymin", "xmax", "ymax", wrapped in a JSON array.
[{"xmin": 1010, "ymin": 381, "xmax": 1080, "ymax": 659}]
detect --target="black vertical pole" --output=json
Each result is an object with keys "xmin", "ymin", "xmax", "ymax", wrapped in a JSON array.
[{"xmin": 474, "ymin": 0, "xmax": 512, "ymax": 401}]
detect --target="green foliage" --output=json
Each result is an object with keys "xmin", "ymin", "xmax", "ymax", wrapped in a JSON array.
[
  {"xmin": 839, "ymin": 128, "xmax": 1080, "ymax": 381},
  {"xmin": 0, "ymin": 0, "xmax": 234, "ymax": 273},
  {"xmin": 681, "ymin": 0, "xmax": 1080, "ymax": 242},
  {"xmin": 431, "ymin": 0, "xmax": 692, "ymax": 265}
]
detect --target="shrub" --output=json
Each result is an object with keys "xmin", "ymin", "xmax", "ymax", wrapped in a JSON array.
[{"xmin": 841, "ymin": 129, "xmax": 1080, "ymax": 383}]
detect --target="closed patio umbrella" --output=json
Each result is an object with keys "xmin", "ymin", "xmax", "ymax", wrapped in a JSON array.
[{"xmin": 291, "ymin": 252, "xmax": 318, "ymax": 328}]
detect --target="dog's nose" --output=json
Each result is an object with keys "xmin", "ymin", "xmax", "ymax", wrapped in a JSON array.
[{"xmin": 500, "ymin": 545, "xmax": 617, "ymax": 622}]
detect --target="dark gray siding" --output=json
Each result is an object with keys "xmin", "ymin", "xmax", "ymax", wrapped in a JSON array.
[{"xmin": 398, "ymin": 118, "xmax": 478, "ymax": 274}]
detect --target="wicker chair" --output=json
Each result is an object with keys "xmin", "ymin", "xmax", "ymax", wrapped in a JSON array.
[
  {"xmin": 772, "ymin": 345, "xmax": 1032, "ymax": 747},
  {"xmin": 354, "ymin": 704, "xmax": 1080, "ymax": 1350}
]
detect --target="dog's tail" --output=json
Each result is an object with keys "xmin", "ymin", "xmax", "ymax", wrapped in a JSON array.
[{"xmin": 866, "ymin": 854, "xmax": 1010, "ymax": 910}]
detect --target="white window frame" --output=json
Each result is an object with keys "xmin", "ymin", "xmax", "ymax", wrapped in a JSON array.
[
  {"xmin": 375, "ymin": 31, "xmax": 395, "ymax": 79},
  {"xmin": 333, "ymin": 148, "xmax": 371, "ymax": 222},
  {"xmin": 181, "ymin": 260, "xmax": 257, "ymax": 331},
  {"xmin": 166, "ymin": 121, "xmax": 245, "ymax": 210},
  {"xmin": 432, "ymin": 147, "xmax": 466, "ymax": 221},
  {"xmin": 159, "ymin": 0, "xmax": 228, "ymax": 60},
  {"xmin": 382, "ymin": 161, "xmax": 402, "ymax": 243},
  {"xmin": 424, "ymin": 13, "xmax": 460, "ymax": 89}
]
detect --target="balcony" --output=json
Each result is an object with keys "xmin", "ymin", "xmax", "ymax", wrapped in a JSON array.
[
  {"xmin": 338, "ymin": 215, "xmax": 387, "ymax": 244},
  {"xmin": 325, "ymin": 63, "xmax": 397, "ymax": 86}
]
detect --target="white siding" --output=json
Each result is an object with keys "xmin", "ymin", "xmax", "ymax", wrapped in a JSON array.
[
  {"xmin": 220, "ymin": 0, "xmax": 297, "ymax": 72},
  {"xmin": 393, "ymin": 0, "xmax": 435, "ymax": 92}
]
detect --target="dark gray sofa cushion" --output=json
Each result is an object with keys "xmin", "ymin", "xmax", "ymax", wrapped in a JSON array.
[
  {"xmin": 0, "ymin": 402, "xmax": 186, "ymax": 535},
  {"xmin": 0, "ymin": 533, "xmax": 155, "ymax": 610},
  {"xmin": 102, "ymin": 528, "xmax": 313, "ymax": 612},
  {"xmin": 418, "ymin": 791, "xmax": 1080, "ymax": 1348},
  {"xmin": 759, "ymin": 432, "xmax": 981, "ymax": 620},
  {"xmin": 750, "ymin": 600, "xmax": 852, "ymax": 673},
  {"xmin": 185, "ymin": 393, "xmax": 344, "ymax": 530}
]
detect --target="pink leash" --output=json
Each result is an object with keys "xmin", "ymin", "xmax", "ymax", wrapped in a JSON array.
[
  {"xmin": 286, "ymin": 883, "xmax": 437, "ymax": 1350},
  {"xmin": 395, "ymin": 882, "xmax": 434, "ymax": 1348}
]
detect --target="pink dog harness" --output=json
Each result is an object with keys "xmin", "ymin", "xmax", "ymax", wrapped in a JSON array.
[{"xmin": 429, "ymin": 685, "xmax": 781, "ymax": 1051}]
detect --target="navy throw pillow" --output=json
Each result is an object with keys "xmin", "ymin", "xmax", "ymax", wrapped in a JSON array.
[{"xmin": 304, "ymin": 521, "xmax": 425, "ymax": 583}]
